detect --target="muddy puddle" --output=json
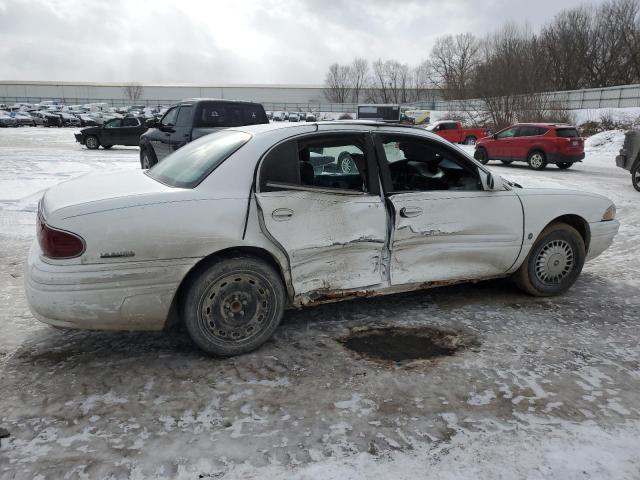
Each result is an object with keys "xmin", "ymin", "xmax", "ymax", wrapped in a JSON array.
[{"xmin": 339, "ymin": 326, "xmax": 478, "ymax": 363}]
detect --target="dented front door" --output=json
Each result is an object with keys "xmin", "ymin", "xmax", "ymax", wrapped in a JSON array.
[
  {"xmin": 388, "ymin": 190, "xmax": 523, "ymax": 285},
  {"xmin": 255, "ymin": 190, "xmax": 387, "ymax": 299}
]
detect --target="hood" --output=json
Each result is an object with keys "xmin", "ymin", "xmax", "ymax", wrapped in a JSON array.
[
  {"xmin": 42, "ymin": 169, "xmax": 175, "ymax": 221},
  {"xmin": 81, "ymin": 126, "xmax": 100, "ymax": 134}
]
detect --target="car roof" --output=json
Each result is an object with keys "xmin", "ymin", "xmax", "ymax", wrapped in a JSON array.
[
  {"xmin": 515, "ymin": 123, "xmax": 576, "ymax": 128},
  {"xmin": 230, "ymin": 120, "xmax": 437, "ymax": 136},
  {"xmin": 174, "ymin": 98, "xmax": 266, "ymax": 107}
]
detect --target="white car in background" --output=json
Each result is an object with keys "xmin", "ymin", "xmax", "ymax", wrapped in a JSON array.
[{"xmin": 25, "ymin": 122, "xmax": 619, "ymax": 356}]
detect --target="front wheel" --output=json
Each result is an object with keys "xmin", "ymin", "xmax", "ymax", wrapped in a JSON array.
[
  {"xmin": 557, "ymin": 162, "xmax": 572, "ymax": 169},
  {"xmin": 527, "ymin": 150, "xmax": 547, "ymax": 170},
  {"xmin": 513, "ymin": 223, "xmax": 585, "ymax": 296},
  {"xmin": 338, "ymin": 151, "xmax": 357, "ymax": 174},
  {"xmin": 85, "ymin": 135, "xmax": 99, "ymax": 150},
  {"xmin": 631, "ymin": 162, "xmax": 640, "ymax": 192},
  {"xmin": 182, "ymin": 256, "xmax": 286, "ymax": 356},
  {"xmin": 140, "ymin": 149, "xmax": 156, "ymax": 169}
]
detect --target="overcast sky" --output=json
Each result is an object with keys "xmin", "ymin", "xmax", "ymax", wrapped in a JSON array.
[{"xmin": 0, "ymin": 0, "xmax": 605, "ymax": 85}]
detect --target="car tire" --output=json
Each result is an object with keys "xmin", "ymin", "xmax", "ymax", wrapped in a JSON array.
[
  {"xmin": 513, "ymin": 222, "xmax": 585, "ymax": 297},
  {"xmin": 527, "ymin": 150, "xmax": 547, "ymax": 170},
  {"xmin": 630, "ymin": 162, "xmax": 640, "ymax": 192},
  {"xmin": 182, "ymin": 255, "xmax": 286, "ymax": 356},
  {"xmin": 475, "ymin": 147, "xmax": 489, "ymax": 164},
  {"xmin": 557, "ymin": 162, "xmax": 572, "ymax": 169},
  {"xmin": 501, "ymin": 160, "xmax": 513, "ymax": 165},
  {"xmin": 140, "ymin": 148, "xmax": 157, "ymax": 169},
  {"xmin": 85, "ymin": 135, "xmax": 100, "ymax": 150},
  {"xmin": 338, "ymin": 151, "xmax": 357, "ymax": 174},
  {"xmin": 464, "ymin": 136, "xmax": 477, "ymax": 145},
  {"xmin": 102, "ymin": 145, "xmax": 113, "ymax": 149}
]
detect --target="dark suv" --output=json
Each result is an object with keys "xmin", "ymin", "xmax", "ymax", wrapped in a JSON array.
[
  {"xmin": 474, "ymin": 123, "xmax": 585, "ymax": 170},
  {"xmin": 139, "ymin": 99, "xmax": 269, "ymax": 168}
]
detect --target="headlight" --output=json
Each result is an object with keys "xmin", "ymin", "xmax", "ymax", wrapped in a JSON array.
[{"xmin": 602, "ymin": 204, "xmax": 616, "ymax": 221}]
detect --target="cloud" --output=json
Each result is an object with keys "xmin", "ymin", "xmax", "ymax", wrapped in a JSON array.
[{"xmin": 0, "ymin": 0, "xmax": 599, "ymax": 84}]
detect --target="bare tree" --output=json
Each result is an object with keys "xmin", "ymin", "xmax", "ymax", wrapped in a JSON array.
[
  {"xmin": 123, "ymin": 82, "xmax": 144, "ymax": 102},
  {"xmin": 350, "ymin": 58, "xmax": 369, "ymax": 103},
  {"xmin": 428, "ymin": 33, "xmax": 480, "ymax": 100},
  {"xmin": 324, "ymin": 63, "xmax": 352, "ymax": 103}
]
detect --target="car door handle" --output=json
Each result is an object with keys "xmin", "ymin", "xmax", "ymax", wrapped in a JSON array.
[
  {"xmin": 272, "ymin": 208, "xmax": 294, "ymax": 221},
  {"xmin": 399, "ymin": 206, "xmax": 423, "ymax": 218}
]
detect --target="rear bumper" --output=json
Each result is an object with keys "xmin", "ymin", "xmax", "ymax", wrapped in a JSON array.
[
  {"xmin": 586, "ymin": 220, "xmax": 620, "ymax": 262},
  {"xmin": 547, "ymin": 152, "xmax": 585, "ymax": 163},
  {"xmin": 24, "ymin": 241, "xmax": 197, "ymax": 331}
]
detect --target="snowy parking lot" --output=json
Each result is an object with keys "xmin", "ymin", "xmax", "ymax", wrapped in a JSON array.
[{"xmin": 1, "ymin": 127, "xmax": 639, "ymax": 479}]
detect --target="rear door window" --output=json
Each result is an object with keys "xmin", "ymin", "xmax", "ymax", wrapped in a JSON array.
[
  {"xmin": 555, "ymin": 127, "xmax": 579, "ymax": 138},
  {"xmin": 196, "ymin": 103, "xmax": 264, "ymax": 127},
  {"xmin": 243, "ymin": 105, "xmax": 268, "ymax": 124},
  {"xmin": 122, "ymin": 117, "xmax": 139, "ymax": 127}
]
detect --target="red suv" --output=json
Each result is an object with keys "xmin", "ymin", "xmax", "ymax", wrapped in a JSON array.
[{"xmin": 473, "ymin": 123, "xmax": 584, "ymax": 170}]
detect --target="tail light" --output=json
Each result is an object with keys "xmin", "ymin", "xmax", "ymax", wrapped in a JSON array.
[{"xmin": 37, "ymin": 213, "xmax": 85, "ymax": 259}]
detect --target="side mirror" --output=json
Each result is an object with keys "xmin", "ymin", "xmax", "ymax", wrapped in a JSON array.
[{"xmin": 485, "ymin": 172, "xmax": 504, "ymax": 191}]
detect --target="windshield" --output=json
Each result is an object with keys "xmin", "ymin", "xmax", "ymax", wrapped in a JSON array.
[{"xmin": 146, "ymin": 130, "xmax": 251, "ymax": 188}]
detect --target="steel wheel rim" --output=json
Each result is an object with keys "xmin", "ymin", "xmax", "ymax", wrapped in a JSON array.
[
  {"xmin": 634, "ymin": 168, "xmax": 640, "ymax": 183},
  {"xmin": 86, "ymin": 137, "xmax": 97, "ymax": 148},
  {"xmin": 340, "ymin": 155, "xmax": 356, "ymax": 174},
  {"xmin": 198, "ymin": 272, "xmax": 274, "ymax": 344},
  {"xmin": 534, "ymin": 239, "xmax": 574, "ymax": 284},
  {"xmin": 530, "ymin": 154, "xmax": 543, "ymax": 168},
  {"xmin": 467, "ymin": 138, "xmax": 476, "ymax": 145}
]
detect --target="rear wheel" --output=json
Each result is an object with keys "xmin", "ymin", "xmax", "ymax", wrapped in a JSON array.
[
  {"xmin": 475, "ymin": 147, "xmax": 489, "ymax": 165},
  {"xmin": 527, "ymin": 150, "xmax": 547, "ymax": 170},
  {"xmin": 182, "ymin": 256, "xmax": 286, "ymax": 356},
  {"xmin": 557, "ymin": 162, "xmax": 572, "ymax": 169},
  {"xmin": 464, "ymin": 136, "xmax": 477, "ymax": 145},
  {"xmin": 85, "ymin": 135, "xmax": 99, "ymax": 150},
  {"xmin": 513, "ymin": 223, "xmax": 585, "ymax": 296},
  {"xmin": 632, "ymin": 162, "xmax": 640, "ymax": 192}
]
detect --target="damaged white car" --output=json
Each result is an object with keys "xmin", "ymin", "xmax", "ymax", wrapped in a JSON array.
[{"xmin": 25, "ymin": 122, "xmax": 620, "ymax": 356}]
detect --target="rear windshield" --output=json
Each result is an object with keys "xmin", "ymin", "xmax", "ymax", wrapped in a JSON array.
[
  {"xmin": 195, "ymin": 103, "xmax": 268, "ymax": 128},
  {"xmin": 555, "ymin": 127, "xmax": 579, "ymax": 138},
  {"xmin": 146, "ymin": 130, "xmax": 251, "ymax": 188}
]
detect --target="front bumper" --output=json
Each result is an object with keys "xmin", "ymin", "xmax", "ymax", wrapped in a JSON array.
[
  {"xmin": 74, "ymin": 133, "xmax": 84, "ymax": 144},
  {"xmin": 586, "ymin": 220, "xmax": 620, "ymax": 261},
  {"xmin": 25, "ymin": 241, "xmax": 197, "ymax": 331}
]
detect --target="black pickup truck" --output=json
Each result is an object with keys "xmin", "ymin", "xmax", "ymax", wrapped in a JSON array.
[{"xmin": 139, "ymin": 99, "xmax": 269, "ymax": 168}]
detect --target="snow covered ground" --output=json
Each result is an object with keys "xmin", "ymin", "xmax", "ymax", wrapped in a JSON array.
[{"xmin": 1, "ymin": 127, "xmax": 639, "ymax": 479}]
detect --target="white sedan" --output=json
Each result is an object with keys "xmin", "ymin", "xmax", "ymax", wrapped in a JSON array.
[{"xmin": 25, "ymin": 122, "xmax": 620, "ymax": 356}]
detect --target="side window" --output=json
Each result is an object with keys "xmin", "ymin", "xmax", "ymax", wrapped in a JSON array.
[
  {"xmin": 243, "ymin": 106, "xmax": 268, "ymax": 124},
  {"xmin": 496, "ymin": 127, "xmax": 517, "ymax": 139},
  {"xmin": 122, "ymin": 117, "xmax": 138, "ymax": 127},
  {"xmin": 442, "ymin": 122, "xmax": 457, "ymax": 130},
  {"xmin": 197, "ymin": 103, "xmax": 244, "ymax": 127},
  {"xmin": 536, "ymin": 127, "xmax": 549, "ymax": 135},
  {"xmin": 380, "ymin": 135, "xmax": 482, "ymax": 192},
  {"xmin": 176, "ymin": 106, "xmax": 193, "ymax": 127},
  {"xmin": 105, "ymin": 119, "xmax": 122, "ymax": 128},
  {"xmin": 260, "ymin": 135, "xmax": 369, "ymax": 193},
  {"xmin": 161, "ymin": 107, "xmax": 179, "ymax": 126}
]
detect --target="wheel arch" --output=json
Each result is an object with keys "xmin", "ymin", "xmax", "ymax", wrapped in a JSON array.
[
  {"xmin": 164, "ymin": 245, "xmax": 292, "ymax": 329},
  {"xmin": 540, "ymin": 214, "xmax": 591, "ymax": 252},
  {"xmin": 527, "ymin": 147, "xmax": 546, "ymax": 159}
]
